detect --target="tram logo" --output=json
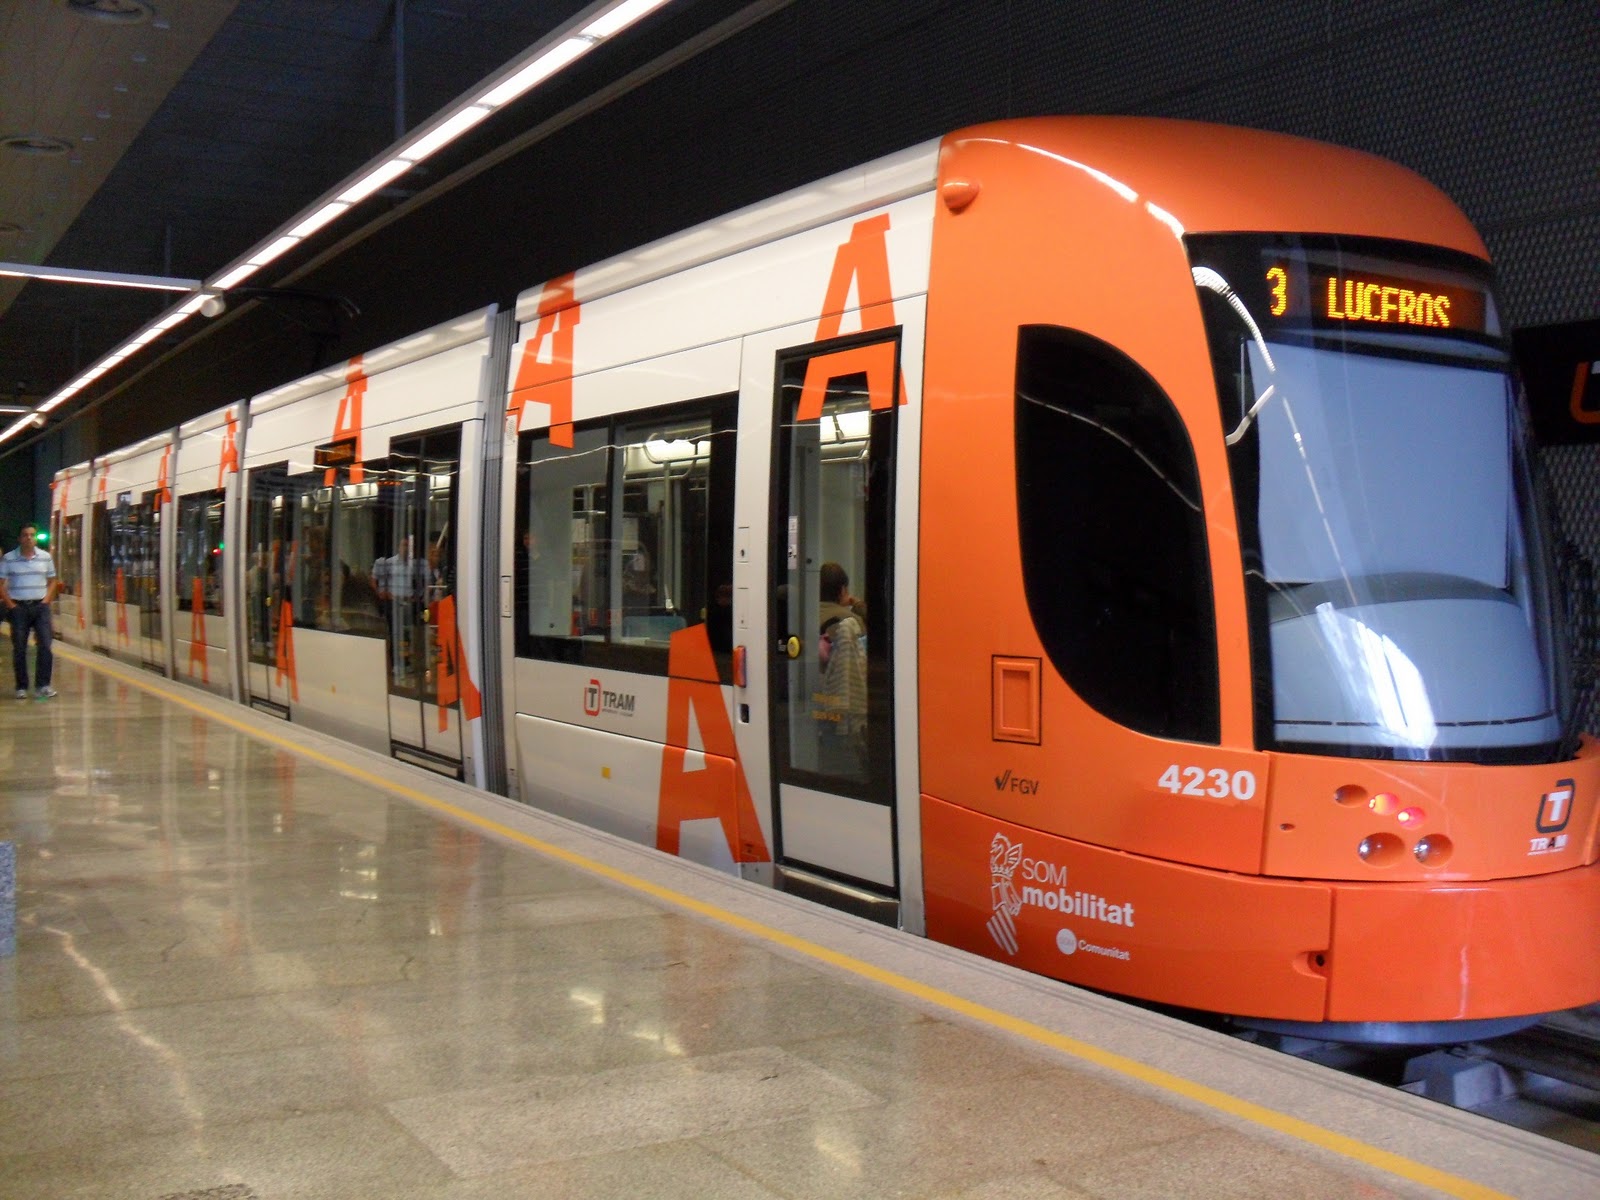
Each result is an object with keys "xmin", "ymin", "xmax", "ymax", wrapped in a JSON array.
[
  {"xmin": 1537, "ymin": 779, "xmax": 1575, "ymax": 834},
  {"xmin": 583, "ymin": 678, "xmax": 636, "ymax": 719},
  {"xmin": 1530, "ymin": 778, "xmax": 1575, "ymax": 855}
]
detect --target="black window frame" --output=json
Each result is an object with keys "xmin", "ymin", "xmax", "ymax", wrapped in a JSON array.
[
  {"xmin": 1014, "ymin": 324, "xmax": 1221, "ymax": 744},
  {"xmin": 514, "ymin": 393, "xmax": 738, "ymax": 683}
]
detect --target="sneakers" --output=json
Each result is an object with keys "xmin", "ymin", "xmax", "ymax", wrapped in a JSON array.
[
  {"xmin": 14, "ymin": 688, "xmax": 26, "ymax": 699},
  {"xmin": 34, "ymin": 687, "xmax": 56, "ymax": 700}
]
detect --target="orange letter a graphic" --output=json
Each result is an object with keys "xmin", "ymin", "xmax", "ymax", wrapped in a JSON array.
[
  {"xmin": 658, "ymin": 625, "xmax": 770, "ymax": 864},
  {"xmin": 802, "ymin": 213, "xmax": 906, "ymax": 418},
  {"xmin": 509, "ymin": 273, "xmax": 580, "ymax": 447}
]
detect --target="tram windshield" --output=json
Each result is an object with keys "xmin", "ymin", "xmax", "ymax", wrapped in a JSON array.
[{"xmin": 1189, "ymin": 234, "xmax": 1569, "ymax": 762}]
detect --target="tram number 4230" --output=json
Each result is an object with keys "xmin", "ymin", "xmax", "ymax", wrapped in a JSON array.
[{"xmin": 1157, "ymin": 765, "xmax": 1258, "ymax": 801}]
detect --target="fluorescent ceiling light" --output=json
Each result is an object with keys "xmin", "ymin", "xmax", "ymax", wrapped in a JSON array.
[
  {"xmin": 288, "ymin": 201, "xmax": 351, "ymax": 239},
  {"xmin": 4, "ymin": 0, "xmax": 687, "ymax": 451},
  {"xmin": 338, "ymin": 157, "xmax": 414, "ymax": 204},
  {"xmin": 404, "ymin": 105, "xmax": 493, "ymax": 160},
  {"xmin": 248, "ymin": 234, "xmax": 302, "ymax": 267},
  {"xmin": 583, "ymin": 0, "xmax": 672, "ymax": 39},
  {"xmin": 210, "ymin": 263, "xmax": 259, "ymax": 290},
  {"xmin": 480, "ymin": 37, "xmax": 592, "ymax": 107},
  {"xmin": 0, "ymin": 261, "xmax": 201, "ymax": 291}
]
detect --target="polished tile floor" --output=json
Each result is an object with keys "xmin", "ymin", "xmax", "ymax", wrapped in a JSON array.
[{"xmin": 0, "ymin": 655, "xmax": 1534, "ymax": 1198}]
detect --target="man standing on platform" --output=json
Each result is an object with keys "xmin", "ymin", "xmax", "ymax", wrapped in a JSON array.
[{"xmin": 0, "ymin": 522, "xmax": 59, "ymax": 700}]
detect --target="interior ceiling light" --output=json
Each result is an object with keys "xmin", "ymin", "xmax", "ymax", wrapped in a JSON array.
[
  {"xmin": 2, "ymin": 135, "xmax": 72, "ymax": 156},
  {"xmin": 3, "ymin": 0, "xmax": 679, "ymax": 452},
  {"xmin": 67, "ymin": 0, "xmax": 156, "ymax": 24}
]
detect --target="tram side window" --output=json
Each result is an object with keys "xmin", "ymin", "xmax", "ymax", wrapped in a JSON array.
[
  {"xmin": 294, "ymin": 475, "xmax": 386, "ymax": 638},
  {"xmin": 1014, "ymin": 325, "xmax": 1220, "ymax": 743},
  {"xmin": 177, "ymin": 490, "xmax": 226, "ymax": 616},
  {"xmin": 515, "ymin": 395, "xmax": 737, "ymax": 681},
  {"xmin": 247, "ymin": 460, "xmax": 397, "ymax": 645},
  {"xmin": 329, "ymin": 474, "xmax": 385, "ymax": 638}
]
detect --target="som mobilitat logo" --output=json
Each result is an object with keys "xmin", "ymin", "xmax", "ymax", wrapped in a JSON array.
[{"xmin": 985, "ymin": 832, "xmax": 1137, "ymax": 957}]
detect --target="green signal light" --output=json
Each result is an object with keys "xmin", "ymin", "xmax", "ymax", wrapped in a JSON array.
[{"xmin": 34, "ymin": 530, "xmax": 49, "ymax": 546}]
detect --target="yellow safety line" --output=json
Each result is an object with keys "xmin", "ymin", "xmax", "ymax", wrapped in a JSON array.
[{"xmin": 70, "ymin": 649, "xmax": 1513, "ymax": 1200}]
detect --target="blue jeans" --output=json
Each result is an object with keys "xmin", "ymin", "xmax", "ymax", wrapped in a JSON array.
[{"xmin": 9, "ymin": 601, "xmax": 53, "ymax": 691}]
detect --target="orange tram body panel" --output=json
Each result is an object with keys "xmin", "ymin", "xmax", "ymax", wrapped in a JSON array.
[{"xmin": 916, "ymin": 118, "xmax": 1600, "ymax": 1038}]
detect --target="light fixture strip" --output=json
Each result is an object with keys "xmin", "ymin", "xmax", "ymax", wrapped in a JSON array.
[
  {"xmin": 336, "ymin": 156, "xmax": 416, "ymax": 205},
  {"xmin": 402, "ymin": 104, "xmax": 494, "ymax": 161},
  {"xmin": 4, "ymin": 0, "xmax": 680, "ymax": 449},
  {"xmin": 582, "ymin": 0, "xmax": 672, "ymax": 39},
  {"xmin": 248, "ymin": 234, "xmax": 302, "ymax": 268},
  {"xmin": 478, "ymin": 37, "xmax": 594, "ymax": 108},
  {"xmin": 287, "ymin": 201, "xmax": 351, "ymax": 239},
  {"xmin": 210, "ymin": 263, "xmax": 259, "ymax": 291},
  {"xmin": 0, "ymin": 262, "xmax": 202, "ymax": 291}
]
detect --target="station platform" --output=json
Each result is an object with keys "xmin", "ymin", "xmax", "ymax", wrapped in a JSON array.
[{"xmin": 3, "ymin": 645, "xmax": 1599, "ymax": 1200}]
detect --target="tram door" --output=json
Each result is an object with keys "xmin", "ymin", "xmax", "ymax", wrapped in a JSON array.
[
  {"xmin": 133, "ymin": 493, "xmax": 164, "ymax": 672},
  {"xmin": 243, "ymin": 470, "xmax": 299, "ymax": 715},
  {"xmin": 382, "ymin": 428, "xmax": 464, "ymax": 776},
  {"xmin": 768, "ymin": 331, "xmax": 899, "ymax": 909},
  {"xmin": 89, "ymin": 499, "xmax": 110, "ymax": 653}
]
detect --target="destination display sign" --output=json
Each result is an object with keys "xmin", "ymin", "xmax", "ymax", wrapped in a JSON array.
[
  {"xmin": 1264, "ymin": 262, "xmax": 1487, "ymax": 334},
  {"xmin": 313, "ymin": 437, "xmax": 358, "ymax": 468},
  {"xmin": 1260, "ymin": 264, "xmax": 1484, "ymax": 336}
]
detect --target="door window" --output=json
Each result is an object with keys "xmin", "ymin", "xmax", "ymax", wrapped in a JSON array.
[
  {"xmin": 90, "ymin": 501, "xmax": 109, "ymax": 627},
  {"xmin": 381, "ymin": 428, "xmax": 461, "ymax": 697},
  {"xmin": 772, "ymin": 334, "xmax": 897, "ymax": 799},
  {"xmin": 176, "ymin": 490, "xmax": 227, "ymax": 618}
]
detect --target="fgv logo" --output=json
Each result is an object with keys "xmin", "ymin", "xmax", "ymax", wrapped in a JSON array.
[{"xmin": 583, "ymin": 678, "xmax": 636, "ymax": 719}]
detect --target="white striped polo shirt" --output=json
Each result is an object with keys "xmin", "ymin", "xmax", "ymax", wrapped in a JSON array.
[{"xmin": 0, "ymin": 547, "xmax": 54, "ymax": 601}]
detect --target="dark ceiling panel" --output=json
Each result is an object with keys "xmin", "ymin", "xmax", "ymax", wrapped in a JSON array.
[{"xmin": 2, "ymin": 0, "xmax": 1596, "ymax": 472}]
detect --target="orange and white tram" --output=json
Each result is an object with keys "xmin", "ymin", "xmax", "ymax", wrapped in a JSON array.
[{"xmin": 52, "ymin": 117, "xmax": 1600, "ymax": 1040}]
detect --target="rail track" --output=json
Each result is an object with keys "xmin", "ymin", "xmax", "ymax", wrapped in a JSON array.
[{"xmin": 1231, "ymin": 1004, "xmax": 1600, "ymax": 1153}]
